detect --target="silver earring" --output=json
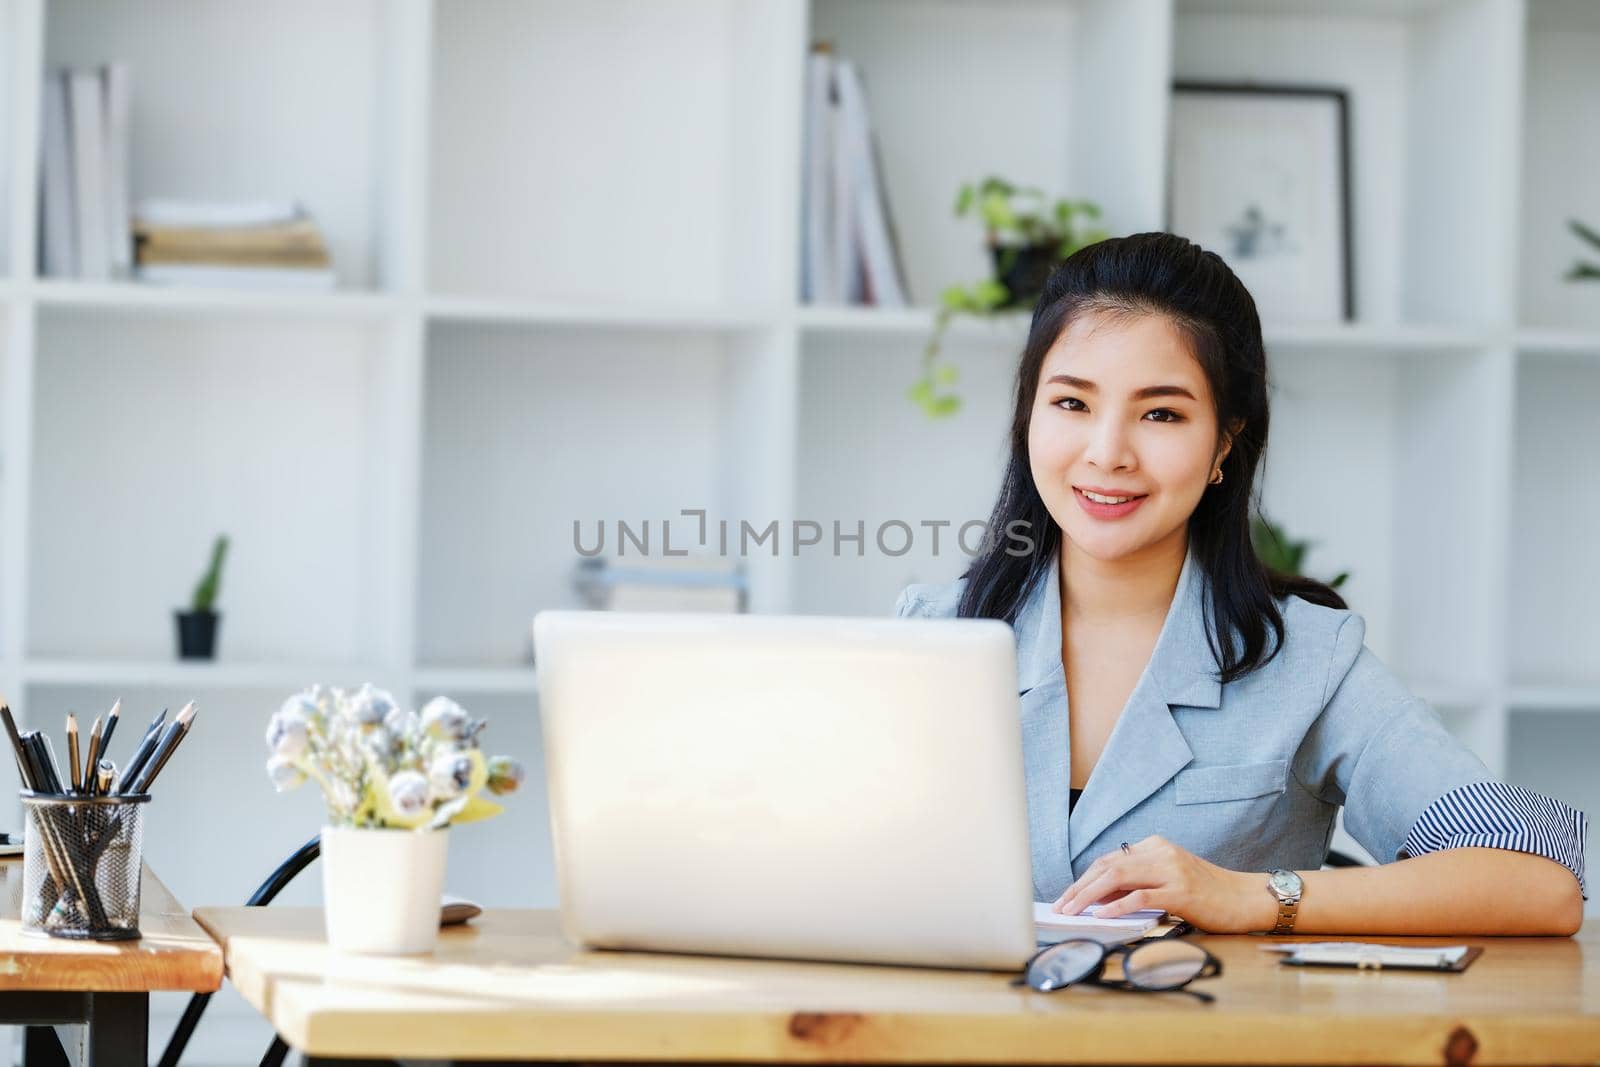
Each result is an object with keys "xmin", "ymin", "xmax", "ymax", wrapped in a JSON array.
[{"xmin": 1209, "ymin": 468, "xmax": 1224, "ymax": 485}]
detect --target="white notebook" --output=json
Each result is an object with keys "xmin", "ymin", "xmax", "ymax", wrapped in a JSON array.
[{"xmin": 1033, "ymin": 901, "xmax": 1168, "ymax": 944}]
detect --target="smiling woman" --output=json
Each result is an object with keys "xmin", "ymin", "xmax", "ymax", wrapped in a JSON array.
[{"xmin": 894, "ymin": 232, "xmax": 1586, "ymax": 937}]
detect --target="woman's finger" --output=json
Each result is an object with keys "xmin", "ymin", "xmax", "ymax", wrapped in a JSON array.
[
  {"xmin": 1093, "ymin": 888, "xmax": 1157, "ymax": 918},
  {"xmin": 1054, "ymin": 860, "xmax": 1160, "ymax": 915}
]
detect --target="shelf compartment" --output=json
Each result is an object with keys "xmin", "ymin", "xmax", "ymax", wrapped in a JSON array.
[
  {"xmin": 1510, "ymin": 358, "xmax": 1600, "ymax": 687},
  {"xmin": 26, "ymin": 310, "xmax": 410, "ymax": 663},
  {"xmin": 806, "ymin": 0, "xmax": 1168, "ymax": 313},
  {"xmin": 42, "ymin": 0, "xmax": 419, "ymax": 291},
  {"xmin": 1518, "ymin": 0, "xmax": 1600, "ymax": 332},
  {"xmin": 417, "ymin": 321, "xmax": 792, "ymax": 665},
  {"xmin": 1257, "ymin": 347, "xmax": 1501, "ymax": 686},
  {"xmin": 794, "ymin": 328, "xmax": 1016, "ymax": 617},
  {"xmin": 1174, "ymin": 0, "xmax": 1520, "ymax": 327},
  {"xmin": 428, "ymin": 0, "xmax": 798, "ymax": 309}
]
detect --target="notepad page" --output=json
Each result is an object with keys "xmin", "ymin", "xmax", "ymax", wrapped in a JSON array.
[{"xmin": 1033, "ymin": 901, "xmax": 1167, "ymax": 944}]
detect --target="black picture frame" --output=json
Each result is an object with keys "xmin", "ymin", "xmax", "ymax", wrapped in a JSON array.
[{"xmin": 1168, "ymin": 82, "xmax": 1354, "ymax": 322}]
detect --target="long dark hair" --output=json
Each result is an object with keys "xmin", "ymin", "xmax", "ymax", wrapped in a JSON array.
[{"xmin": 957, "ymin": 231, "xmax": 1345, "ymax": 685}]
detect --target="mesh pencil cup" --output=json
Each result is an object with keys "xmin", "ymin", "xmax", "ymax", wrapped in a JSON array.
[{"xmin": 20, "ymin": 791, "xmax": 149, "ymax": 941}]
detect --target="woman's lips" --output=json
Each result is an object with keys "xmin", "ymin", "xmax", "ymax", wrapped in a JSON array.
[{"xmin": 1073, "ymin": 486, "xmax": 1148, "ymax": 520}]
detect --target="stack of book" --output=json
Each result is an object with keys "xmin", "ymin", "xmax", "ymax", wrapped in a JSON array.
[
  {"xmin": 40, "ymin": 64, "xmax": 133, "ymax": 280},
  {"xmin": 801, "ymin": 45, "xmax": 910, "ymax": 308},
  {"xmin": 131, "ymin": 200, "xmax": 335, "ymax": 290},
  {"xmin": 571, "ymin": 556, "xmax": 747, "ymax": 613}
]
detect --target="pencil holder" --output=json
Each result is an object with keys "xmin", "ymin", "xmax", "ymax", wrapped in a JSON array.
[{"xmin": 19, "ymin": 791, "xmax": 149, "ymax": 941}]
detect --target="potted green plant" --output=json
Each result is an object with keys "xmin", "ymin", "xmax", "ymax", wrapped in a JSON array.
[
  {"xmin": 266, "ymin": 684, "xmax": 524, "ymax": 954},
  {"xmin": 1251, "ymin": 515, "xmax": 1349, "ymax": 590},
  {"xmin": 175, "ymin": 534, "xmax": 228, "ymax": 660},
  {"xmin": 1566, "ymin": 218, "xmax": 1600, "ymax": 281},
  {"xmin": 912, "ymin": 177, "xmax": 1108, "ymax": 418}
]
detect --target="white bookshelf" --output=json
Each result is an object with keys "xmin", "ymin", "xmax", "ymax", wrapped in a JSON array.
[{"xmin": 0, "ymin": 5, "xmax": 1587, "ymax": 1055}]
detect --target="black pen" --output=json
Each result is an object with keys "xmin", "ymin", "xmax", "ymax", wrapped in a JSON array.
[
  {"xmin": 0, "ymin": 703, "xmax": 31, "ymax": 788},
  {"xmin": 17, "ymin": 731, "xmax": 44, "ymax": 792}
]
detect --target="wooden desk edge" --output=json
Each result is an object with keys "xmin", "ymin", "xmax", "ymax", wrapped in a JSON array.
[
  {"xmin": 0, "ymin": 864, "xmax": 223, "ymax": 994},
  {"xmin": 193, "ymin": 909, "xmax": 1600, "ymax": 1065}
]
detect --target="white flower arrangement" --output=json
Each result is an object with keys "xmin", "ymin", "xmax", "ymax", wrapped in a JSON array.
[{"xmin": 265, "ymin": 684, "xmax": 525, "ymax": 830}]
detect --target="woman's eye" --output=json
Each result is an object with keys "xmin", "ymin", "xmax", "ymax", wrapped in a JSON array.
[
  {"xmin": 1054, "ymin": 397, "xmax": 1086, "ymax": 411},
  {"xmin": 1144, "ymin": 409, "xmax": 1184, "ymax": 423}
]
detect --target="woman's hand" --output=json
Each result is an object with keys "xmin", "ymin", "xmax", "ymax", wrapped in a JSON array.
[{"xmin": 1050, "ymin": 835, "xmax": 1276, "ymax": 933}]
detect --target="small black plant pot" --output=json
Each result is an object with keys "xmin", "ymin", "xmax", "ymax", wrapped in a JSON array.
[
  {"xmin": 175, "ymin": 610, "xmax": 220, "ymax": 660},
  {"xmin": 988, "ymin": 240, "xmax": 1059, "ymax": 309}
]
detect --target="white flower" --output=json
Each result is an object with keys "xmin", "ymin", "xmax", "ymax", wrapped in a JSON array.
[
  {"xmin": 420, "ymin": 696, "xmax": 471, "ymax": 740},
  {"xmin": 487, "ymin": 756, "xmax": 526, "ymax": 796},
  {"xmin": 388, "ymin": 770, "xmax": 431, "ymax": 817},
  {"xmin": 347, "ymin": 683, "xmax": 397, "ymax": 726},
  {"xmin": 265, "ymin": 709, "xmax": 309, "ymax": 758},
  {"xmin": 383, "ymin": 705, "xmax": 418, "ymax": 738},
  {"xmin": 429, "ymin": 753, "xmax": 474, "ymax": 799},
  {"xmin": 266, "ymin": 756, "xmax": 306, "ymax": 792}
]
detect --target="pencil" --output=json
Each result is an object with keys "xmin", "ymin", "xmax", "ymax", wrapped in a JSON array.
[
  {"xmin": 98, "ymin": 698, "xmax": 121, "ymax": 755},
  {"xmin": 83, "ymin": 715, "xmax": 103, "ymax": 795},
  {"xmin": 130, "ymin": 703, "xmax": 196, "ymax": 794},
  {"xmin": 66, "ymin": 714, "xmax": 80, "ymax": 793},
  {"xmin": 119, "ymin": 708, "xmax": 168, "ymax": 789}
]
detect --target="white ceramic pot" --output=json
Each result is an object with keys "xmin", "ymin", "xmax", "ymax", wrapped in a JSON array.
[{"xmin": 321, "ymin": 825, "xmax": 449, "ymax": 954}]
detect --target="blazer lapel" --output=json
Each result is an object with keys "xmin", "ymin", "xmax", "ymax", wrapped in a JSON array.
[
  {"xmin": 1066, "ymin": 545, "xmax": 1224, "ymax": 864},
  {"xmin": 1011, "ymin": 559, "xmax": 1073, "ymax": 897}
]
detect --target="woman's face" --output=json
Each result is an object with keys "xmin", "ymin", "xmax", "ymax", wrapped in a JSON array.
[{"xmin": 1027, "ymin": 310, "xmax": 1232, "ymax": 565}]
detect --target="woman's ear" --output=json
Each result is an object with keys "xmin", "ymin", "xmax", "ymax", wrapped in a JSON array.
[{"xmin": 1217, "ymin": 418, "xmax": 1245, "ymax": 465}]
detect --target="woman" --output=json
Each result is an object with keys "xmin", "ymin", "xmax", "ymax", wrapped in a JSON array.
[{"xmin": 895, "ymin": 232, "xmax": 1586, "ymax": 936}]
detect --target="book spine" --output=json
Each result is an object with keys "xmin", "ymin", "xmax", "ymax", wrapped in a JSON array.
[
  {"xmin": 40, "ymin": 71, "xmax": 75, "ymax": 278},
  {"xmin": 102, "ymin": 63, "xmax": 133, "ymax": 279},
  {"xmin": 67, "ymin": 69, "xmax": 109, "ymax": 281}
]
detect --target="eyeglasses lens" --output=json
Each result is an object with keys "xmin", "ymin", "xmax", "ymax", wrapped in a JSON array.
[
  {"xmin": 1027, "ymin": 940, "xmax": 1104, "ymax": 991},
  {"xmin": 1124, "ymin": 940, "xmax": 1209, "ymax": 989}
]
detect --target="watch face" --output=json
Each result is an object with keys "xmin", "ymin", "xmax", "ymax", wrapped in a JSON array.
[{"xmin": 1270, "ymin": 869, "xmax": 1303, "ymax": 896}]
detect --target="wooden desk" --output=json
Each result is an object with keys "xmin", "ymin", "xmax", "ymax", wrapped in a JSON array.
[
  {"xmin": 0, "ymin": 859, "xmax": 222, "ymax": 1067},
  {"xmin": 195, "ymin": 908, "xmax": 1600, "ymax": 1066}
]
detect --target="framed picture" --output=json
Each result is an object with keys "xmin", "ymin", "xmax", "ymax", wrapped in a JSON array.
[{"xmin": 1168, "ymin": 83, "xmax": 1353, "ymax": 322}]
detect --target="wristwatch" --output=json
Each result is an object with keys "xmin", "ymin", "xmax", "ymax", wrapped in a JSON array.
[{"xmin": 1267, "ymin": 868, "xmax": 1303, "ymax": 934}]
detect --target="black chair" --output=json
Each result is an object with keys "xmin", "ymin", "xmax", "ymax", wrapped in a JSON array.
[
  {"xmin": 156, "ymin": 835, "xmax": 321, "ymax": 1067},
  {"xmin": 1324, "ymin": 848, "xmax": 1366, "ymax": 867}
]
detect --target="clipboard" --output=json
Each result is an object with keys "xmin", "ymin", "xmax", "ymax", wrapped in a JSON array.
[{"xmin": 1273, "ymin": 942, "xmax": 1484, "ymax": 972}]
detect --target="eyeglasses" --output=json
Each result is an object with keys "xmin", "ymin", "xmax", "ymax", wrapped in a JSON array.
[{"xmin": 1015, "ymin": 935, "xmax": 1223, "ymax": 1003}]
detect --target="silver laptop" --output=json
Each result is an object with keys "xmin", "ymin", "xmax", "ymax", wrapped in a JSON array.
[{"xmin": 531, "ymin": 609, "xmax": 1036, "ymax": 970}]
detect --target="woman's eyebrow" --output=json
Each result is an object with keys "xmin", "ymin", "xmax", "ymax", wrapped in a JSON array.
[{"xmin": 1044, "ymin": 374, "xmax": 1198, "ymax": 401}]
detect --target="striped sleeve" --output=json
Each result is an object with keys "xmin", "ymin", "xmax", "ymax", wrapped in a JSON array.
[{"xmin": 1399, "ymin": 781, "xmax": 1587, "ymax": 899}]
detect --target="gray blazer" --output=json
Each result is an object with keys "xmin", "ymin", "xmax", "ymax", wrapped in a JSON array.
[{"xmin": 894, "ymin": 545, "xmax": 1495, "ymax": 902}]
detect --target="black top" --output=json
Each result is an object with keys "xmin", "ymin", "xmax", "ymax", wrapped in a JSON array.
[{"xmin": 1069, "ymin": 787, "xmax": 1082, "ymax": 813}]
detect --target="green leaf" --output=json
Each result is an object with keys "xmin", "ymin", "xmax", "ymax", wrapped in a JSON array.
[
  {"xmin": 973, "ymin": 278, "xmax": 1009, "ymax": 309},
  {"xmin": 940, "ymin": 285, "xmax": 975, "ymax": 311},
  {"xmin": 907, "ymin": 378, "xmax": 934, "ymax": 405},
  {"xmin": 930, "ymin": 394, "xmax": 962, "ymax": 417},
  {"xmin": 1569, "ymin": 218, "xmax": 1600, "ymax": 252},
  {"xmin": 980, "ymin": 190, "xmax": 1015, "ymax": 231},
  {"xmin": 448, "ymin": 793, "xmax": 505, "ymax": 826},
  {"xmin": 953, "ymin": 184, "xmax": 975, "ymax": 216},
  {"xmin": 935, "ymin": 363, "xmax": 959, "ymax": 385}
]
